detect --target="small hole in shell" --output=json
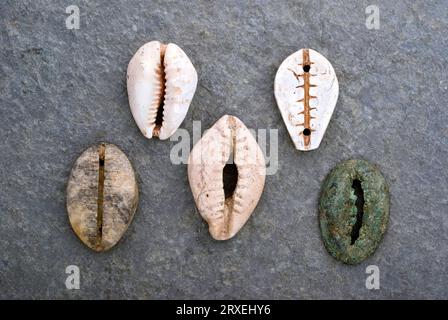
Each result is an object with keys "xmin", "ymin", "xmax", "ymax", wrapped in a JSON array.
[
  {"xmin": 303, "ymin": 64, "xmax": 311, "ymax": 73},
  {"xmin": 223, "ymin": 163, "xmax": 238, "ymax": 199},
  {"xmin": 303, "ymin": 128, "xmax": 311, "ymax": 136}
]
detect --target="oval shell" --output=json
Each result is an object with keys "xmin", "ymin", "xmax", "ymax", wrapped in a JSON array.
[
  {"xmin": 127, "ymin": 41, "xmax": 198, "ymax": 140},
  {"xmin": 319, "ymin": 159, "xmax": 389, "ymax": 264},
  {"xmin": 67, "ymin": 143, "xmax": 138, "ymax": 251},
  {"xmin": 188, "ymin": 115, "xmax": 266, "ymax": 240}
]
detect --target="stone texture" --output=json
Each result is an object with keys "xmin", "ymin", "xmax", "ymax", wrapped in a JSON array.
[
  {"xmin": 0, "ymin": 0, "xmax": 447, "ymax": 299},
  {"xmin": 319, "ymin": 159, "xmax": 389, "ymax": 264}
]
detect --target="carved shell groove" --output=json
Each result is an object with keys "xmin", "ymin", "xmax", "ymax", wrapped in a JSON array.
[
  {"xmin": 66, "ymin": 143, "xmax": 138, "ymax": 251},
  {"xmin": 188, "ymin": 115, "xmax": 266, "ymax": 240},
  {"xmin": 127, "ymin": 41, "xmax": 198, "ymax": 140},
  {"xmin": 274, "ymin": 48, "xmax": 339, "ymax": 151}
]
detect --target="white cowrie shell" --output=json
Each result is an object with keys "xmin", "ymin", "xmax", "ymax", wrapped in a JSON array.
[
  {"xmin": 274, "ymin": 48, "xmax": 339, "ymax": 151},
  {"xmin": 127, "ymin": 41, "xmax": 198, "ymax": 140},
  {"xmin": 188, "ymin": 115, "xmax": 266, "ymax": 240}
]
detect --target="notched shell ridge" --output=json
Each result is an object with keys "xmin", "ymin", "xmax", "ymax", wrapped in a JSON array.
[
  {"xmin": 127, "ymin": 41, "xmax": 198, "ymax": 140},
  {"xmin": 274, "ymin": 48, "xmax": 338, "ymax": 151},
  {"xmin": 188, "ymin": 115, "xmax": 266, "ymax": 240}
]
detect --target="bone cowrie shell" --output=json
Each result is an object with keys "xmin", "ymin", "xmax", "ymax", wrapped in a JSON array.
[
  {"xmin": 188, "ymin": 115, "xmax": 266, "ymax": 240},
  {"xmin": 274, "ymin": 48, "xmax": 339, "ymax": 151},
  {"xmin": 127, "ymin": 41, "xmax": 198, "ymax": 140}
]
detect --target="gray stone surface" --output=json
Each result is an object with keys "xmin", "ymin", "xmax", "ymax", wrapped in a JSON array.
[{"xmin": 0, "ymin": 0, "xmax": 447, "ymax": 299}]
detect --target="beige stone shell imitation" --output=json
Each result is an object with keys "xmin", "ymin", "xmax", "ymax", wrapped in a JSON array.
[
  {"xmin": 67, "ymin": 143, "xmax": 138, "ymax": 251},
  {"xmin": 188, "ymin": 115, "xmax": 266, "ymax": 240},
  {"xmin": 127, "ymin": 41, "xmax": 198, "ymax": 140},
  {"xmin": 275, "ymin": 48, "xmax": 339, "ymax": 151}
]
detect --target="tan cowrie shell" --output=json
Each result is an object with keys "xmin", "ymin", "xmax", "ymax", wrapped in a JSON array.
[
  {"xmin": 67, "ymin": 143, "xmax": 138, "ymax": 251},
  {"xmin": 127, "ymin": 41, "xmax": 198, "ymax": 140},
  {"xmin": 275, "ymin": 48, "xmax": 339, "ymax": 151},
  {"xmin": 188, "ymin": 115, "xmax": 266, "ymax": 240}
]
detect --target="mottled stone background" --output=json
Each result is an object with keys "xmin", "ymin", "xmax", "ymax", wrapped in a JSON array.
[{"xmin": 0, "ymin": 0, "xmax": 447, "ymax": 299}]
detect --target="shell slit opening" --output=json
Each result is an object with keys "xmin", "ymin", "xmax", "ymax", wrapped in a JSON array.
[
  {"xmin": 350, "ymin": 179, "xmax": 365, "ymax": 245},
  {"xmin": 97, "ymin": 143, "xmax": 106, "ymax": 245},
  {"xmin": 153, "ymin": 45, "xmax": 167, "ymax": 137},
  {"xmin": 223, "ymin": 161, "xmax": 238, "ymax": 200}
]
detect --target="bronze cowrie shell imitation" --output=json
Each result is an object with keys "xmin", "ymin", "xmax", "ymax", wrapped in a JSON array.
[
  {"xmin": 188, "ymin": 115, "xmax": 266, "ymax": 240},
  {"xmin": 319, "ymin": 159, "xmax": 390, "ymax": 264}
]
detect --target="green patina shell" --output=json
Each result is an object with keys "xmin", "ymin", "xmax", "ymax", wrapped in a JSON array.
[{"xmin": 319, "ymin": 159, "xmax": 390, "ymax": 264}]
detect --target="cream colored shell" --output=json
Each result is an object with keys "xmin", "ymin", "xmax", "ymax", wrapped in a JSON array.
[
  {"xmin": 188, "ymin": 115, "xmax": 266, "ymax": 240},
  {"xmin": 127, "ymin": 41, "xmax": 198, "ymax": 140},
  {"xmin": 274, "ymin": 48, "xmax": 338, "ymax": 151}
]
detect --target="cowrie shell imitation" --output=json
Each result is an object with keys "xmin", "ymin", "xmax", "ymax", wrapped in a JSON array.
[
  {"xmin": 274, "ymin": 48, "xmax": 339, "ymax": 151},
  {"xmin": 188, "ymin": 115, "xmax": 266, "ymax": 240},
  {"xmin": 127, "ymin": 41, "xmax": 198, "ymax": 140},
  {"xmin": 67, "ymin": 143, "xmax": 139, "ymax": 252},
  {"xmin": 319, "ymin": 159, "xmax": 390, "ymax": 264}
]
